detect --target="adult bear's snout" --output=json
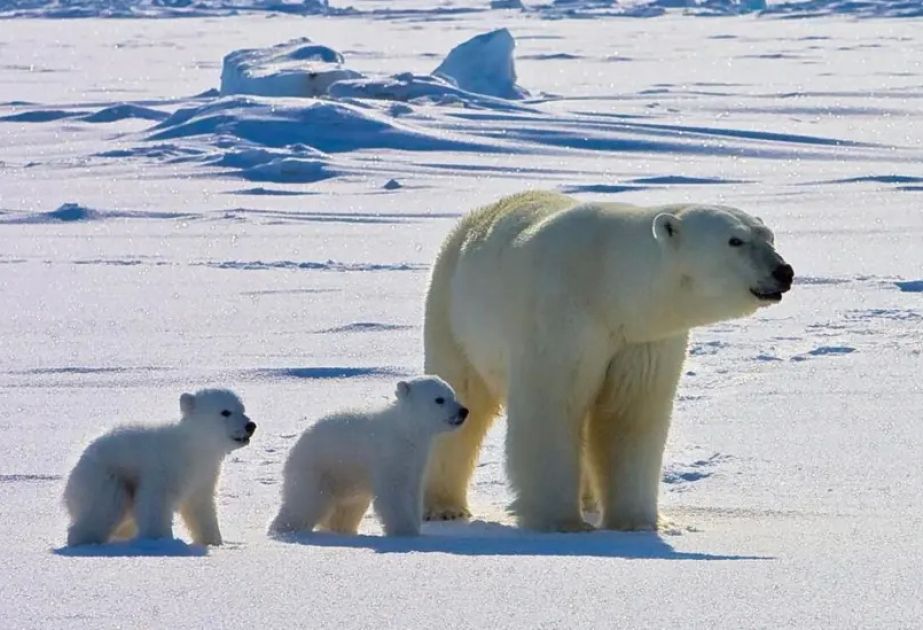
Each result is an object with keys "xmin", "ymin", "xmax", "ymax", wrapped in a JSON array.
[{"xmin": 772, "ymin": 263, "xmax": 794, "ymax": 289}]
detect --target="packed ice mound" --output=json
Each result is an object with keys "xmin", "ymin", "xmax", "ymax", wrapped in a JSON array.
[
  {"xmin": 433, "ymin": 29, "xmax": 527, "ymax": 100},
  {"xmin": 220, "ymin": 39, "xmax": 363, "ymax": 98},
  {"xmin": 217, "ymin": 30, "xmax": 529, "ymax": 105}
]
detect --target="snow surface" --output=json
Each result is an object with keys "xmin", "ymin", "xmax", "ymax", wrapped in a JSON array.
[{"xmin": 1, "ymin": 5, "xmax": 923, "ymax": 630}]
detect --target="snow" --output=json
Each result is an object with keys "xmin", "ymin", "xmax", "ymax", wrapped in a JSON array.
[{"xmin": 1, "ymin": 5, "xmax": 923, "ymax": 629}]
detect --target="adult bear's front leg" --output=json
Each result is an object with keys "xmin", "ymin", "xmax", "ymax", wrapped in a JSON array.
[
  {"xmin": 588, "ymin": 333, "xmax": 688, "ymax": 531},
  {"xmin": 505, "ymin": 350, "xmax": 608, "ymax": 532}
]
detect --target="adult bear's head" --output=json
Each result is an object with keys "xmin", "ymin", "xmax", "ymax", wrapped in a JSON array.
[{"xmin": 652, "ymin": 204, "xmax": 793, "ymax": 325}]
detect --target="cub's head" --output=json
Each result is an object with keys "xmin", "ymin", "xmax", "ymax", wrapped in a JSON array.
[
  {"xmin": 652, "ymin": 205, "xmax": 793, "ymax": 324},
  {"xmin": 180, "ymin": 388, "xmax": 256, "ymax": 450},
  {"xmin": 395, "ymin": 376, "xmax": 468, "ymax": 434}
]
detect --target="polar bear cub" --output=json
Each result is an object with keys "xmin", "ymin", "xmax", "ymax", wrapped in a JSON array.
[
  {"xmin": 63, "ymin": 389, "xmax": 256, "ymax": 546},
  {"xmin": 270, "ymin": 376, "xmax": 468, "ymax": 537}
]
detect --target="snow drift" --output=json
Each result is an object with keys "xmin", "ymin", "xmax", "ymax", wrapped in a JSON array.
[{"xmin": 147, "ymin": 97, "xmax": 490, "ymax": 153}]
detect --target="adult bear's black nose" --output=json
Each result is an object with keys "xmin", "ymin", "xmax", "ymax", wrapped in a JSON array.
[
  {"xmin": 458, "ymin": 407, "xmax": 469, "ymax": 420},
  {"xmin": 245, "ymin": 421, "xmax": 257, "ymax": 435},
  {"xmin": 773, "ymin": 263, "xmax": 794, "ymax": 287}
]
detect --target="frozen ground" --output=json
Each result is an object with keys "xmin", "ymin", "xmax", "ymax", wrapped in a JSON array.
[{"xmin": 1, "ymin": 6, "xmax": 922, "ymax": 629}]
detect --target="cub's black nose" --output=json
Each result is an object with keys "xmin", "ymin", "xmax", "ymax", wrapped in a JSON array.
[
  {"xmin": 773, "ymin": 263, "xmax": 794, "ymax": 286},
  {"xmin": 245, "ymin": 421, "xmax": 257, "ymax": 435},
  {"xmin": 458, "ymin": 407, "xmax": 469, "ymax": 420}
]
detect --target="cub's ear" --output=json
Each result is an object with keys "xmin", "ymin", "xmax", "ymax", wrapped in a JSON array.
[
  {"xmin": 180, "ymin": 393, "xmax": 196, "ymax": 417},
  {"xmin": 652, "ymin": 212, "xmax": 680, "ymax": 243},
  {"xmin": 395, "ymin": 381, "xmax": 411, "ymax": 400}
]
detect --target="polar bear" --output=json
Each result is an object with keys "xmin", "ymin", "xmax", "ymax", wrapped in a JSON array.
[
  {"xmin": 423, "ymin": 191, "xmax": 793, "ymax": 532},
  {"xmin": 63, "ymin": 389, "xmax": 256, "ymax": 546},
  {"xmin": 269, "ymin": 376, "xmax": 468, "ymax": 537}
]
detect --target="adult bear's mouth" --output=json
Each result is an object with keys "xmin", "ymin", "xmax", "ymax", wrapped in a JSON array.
[
  {"xmin": 750, "ymin": 288, "xmax": 784, "ymax": 302},
  {"xmin": 232, "ymin": 436, "xmax": 251, "ymax": 445}
]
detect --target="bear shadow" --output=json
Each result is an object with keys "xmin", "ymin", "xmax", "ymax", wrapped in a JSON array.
[
  {"xmin": 52, "ymin": 538, "xmax": 208, "ymax": 558},
  {"xmin": 273, "ymin": 520, "xmax": 770, "ymax": 560}
]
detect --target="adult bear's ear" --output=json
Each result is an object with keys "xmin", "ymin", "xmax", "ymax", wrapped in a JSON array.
[
  {"xmin": 180, "ymin": 393, "xmax": 196, "ymax": 417},
  {"xmin": 395, "ymin": 381, "xmax": 411, "ymax": 400},
  {"xmin": 652, "ymin": 212, "xmax": 680, "ymax": 243}
]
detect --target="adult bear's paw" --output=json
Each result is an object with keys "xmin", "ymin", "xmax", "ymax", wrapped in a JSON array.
[{"xmin": 423, "ymin": 503, "xmax": 471, "ymax": 522}]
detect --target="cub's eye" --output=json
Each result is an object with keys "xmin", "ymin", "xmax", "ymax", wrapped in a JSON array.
[
  {"xmin": 435, "ymin": 397, "xmax": 445, "ymax": 405},
  {"xmin": 728, "ymin": 237, "xmax": 744, "ymax": 247},
  {"xmin": 221, "ymin": 410, "xmax": 232, "ymax": 417}
]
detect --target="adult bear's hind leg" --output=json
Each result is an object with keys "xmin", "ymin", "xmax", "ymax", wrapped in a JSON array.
[{"xmin": 423, "ymin": 360, "xmax": 499, "ymax": 521}]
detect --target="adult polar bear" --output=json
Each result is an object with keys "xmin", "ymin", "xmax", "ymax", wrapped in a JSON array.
[{"xmin": 423, "ymin": 191, "xmax": 793, "ymax": 532}]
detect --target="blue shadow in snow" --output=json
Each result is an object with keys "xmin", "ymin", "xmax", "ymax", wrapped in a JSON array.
[
  {"xmin": 896, "ymin": 280, "xmax": 923, "ymax": 293},
  {"xmin": 0, "ymin": 109, "xmax": 84, "ymax": 123},
  {"xmin": 255, "ymin": 366, "xmax": 408, "ymax": 380},
  {"xmin": 229, "ymin": 187, "xmax": 318, "ymax": 197},
  {"xmin": 560, "ymin": 184, "xmax": 648, "ymax": 194},
  {"xmin": 53, "ymin": 538, "xmax": 207, "ymax": 558},
  {"xmin": 274, "ymin": 521, "xmax": 770, "ymax": 560}
]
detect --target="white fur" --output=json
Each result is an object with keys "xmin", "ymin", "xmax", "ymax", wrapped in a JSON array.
[
  {"xmin": 63, "ymin": 389, "xmax": 255, "ymax": 546},
  {"xmin": 423, "ymin": 191, "xmax": 792, "ymax": 532},
  {"xmin": 270, "ymin": 376, "xmax": 466, "ymax": 537}
]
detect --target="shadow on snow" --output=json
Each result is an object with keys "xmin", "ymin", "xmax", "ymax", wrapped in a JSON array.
[{"xmin": 273, "ymin": 520, "xmax": 771, "ymax": 561}]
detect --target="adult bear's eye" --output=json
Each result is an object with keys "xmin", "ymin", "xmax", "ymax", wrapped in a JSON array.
[
  {"xmin": 435, "ymin": 397, "xmax": 445, "ymax": 405},
  {"xmin": 729, "ymin": 237, "xmax": 744, "ymax": 247},
  {"xmin": 221, "ymin": 410, "xmax": 232, "ymax": 417}
]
